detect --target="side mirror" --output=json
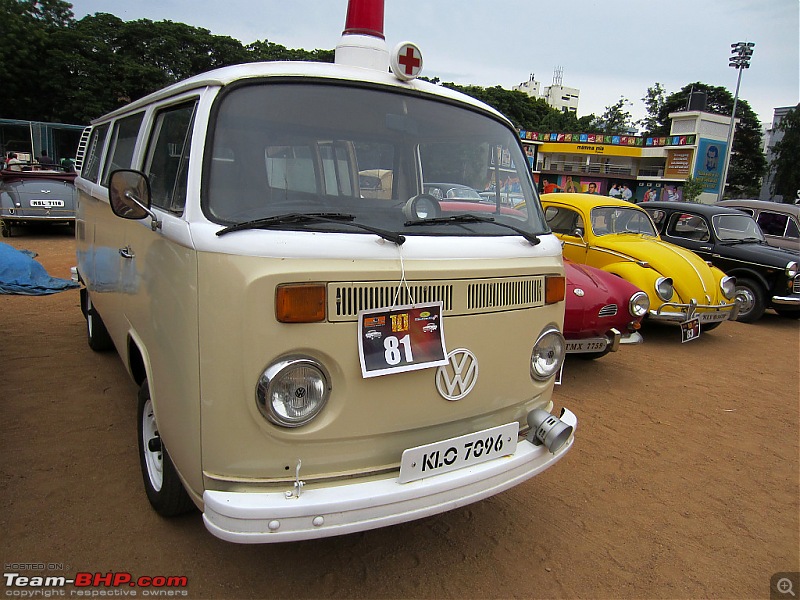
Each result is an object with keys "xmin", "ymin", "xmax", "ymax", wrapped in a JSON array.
[
  {"xmin": 108, "ymin": 170, "xmax": 161, "ymax": 230},
  {"xmin": 572, "ymin": 228, "xmax": 584, "ymax": 239}
]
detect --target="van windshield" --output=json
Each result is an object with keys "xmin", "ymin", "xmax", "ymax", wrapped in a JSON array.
[{"xmin": 203, "ymin": 81, "xmax": 546, "ymax": 238}]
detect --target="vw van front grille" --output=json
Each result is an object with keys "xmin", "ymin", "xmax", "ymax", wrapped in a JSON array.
[
  {"xmin": 328, "ymin": 276, "xmax": 545, "ymax": 321},
  {"xmin": 598, "ymin": 304, "xmax": 618, "ymax": 317}
]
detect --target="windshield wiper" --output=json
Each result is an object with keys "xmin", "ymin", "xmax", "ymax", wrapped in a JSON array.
[
  {"xmin": 217, "ymin": 212, "xmax": 405, "ymax": 245},
  {"xmin": 404, "ymin": 213, "xmax": 540, "ymax": 245},
  {"xmin": 720, "ymin": 237, "xmax": 763, "ymax": 245}
]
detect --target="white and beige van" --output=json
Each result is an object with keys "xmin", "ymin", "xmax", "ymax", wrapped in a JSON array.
[{"xmin": 73, "ymin": 0, "xmax": 576, "ymax": 543}]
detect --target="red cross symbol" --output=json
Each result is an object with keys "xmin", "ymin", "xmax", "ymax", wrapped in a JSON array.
[{"xmin": 397, "ymin": 45, "xmax": 421, "ymax": 76}]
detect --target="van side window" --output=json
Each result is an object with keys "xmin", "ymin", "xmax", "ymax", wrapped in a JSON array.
[
  {"xmin": 81, "ymin": 124, "xmax": 110, "ymax": 184},
  {"xmin": 101, "ymin": 113, "xmax": 145, "ymax": 186},
  {"xmin": 144, "ymin": 101, "xmax": 198, "ymax": 213}
]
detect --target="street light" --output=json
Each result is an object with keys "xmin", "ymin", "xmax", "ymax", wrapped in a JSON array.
[{"xmin": 718, "ymin": 41, "xmax": 754, "ymax": 202}]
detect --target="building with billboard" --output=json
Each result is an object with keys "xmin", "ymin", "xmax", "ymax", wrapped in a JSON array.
[{"xmin": 521, "ymin": 109, "xmax": 736, "ymax": 203}]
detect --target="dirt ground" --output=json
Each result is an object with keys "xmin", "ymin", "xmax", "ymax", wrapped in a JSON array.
[{"xmin": 1, "ymin": 227, "xmax": 798, "ymax": 600}]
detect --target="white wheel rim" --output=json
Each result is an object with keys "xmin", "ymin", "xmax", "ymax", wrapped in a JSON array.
[
  {"xmin": 142, "ymin": 398, "xmax": 164, "ymax": 491},
  {"xmin": 86, "ymin": 296, "xmax": 95, "ymax": 336}
]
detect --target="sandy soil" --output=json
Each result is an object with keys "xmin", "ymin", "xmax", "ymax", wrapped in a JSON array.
[{"xmin": 1, "ymin": 227, "xmax": 798, "ymax": 599}]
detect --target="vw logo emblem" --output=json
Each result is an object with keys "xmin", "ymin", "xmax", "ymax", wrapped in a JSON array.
[{"xmin": 436, "ymin": 348, "xmax": 478, "ymax": 401}]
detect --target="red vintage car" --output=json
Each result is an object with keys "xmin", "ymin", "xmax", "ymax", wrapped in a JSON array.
[{"xmin": 564, "ymin": 260, "xmax": 649, "ymax": 359}]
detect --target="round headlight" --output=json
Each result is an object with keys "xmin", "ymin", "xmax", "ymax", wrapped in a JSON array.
[
  {"xmin": 256, "ymin": 357, "xmax": 330, "ymax": 427},
  {"xmin": 786, "ymin": 261, "xmax": 798, "ymax": 278},
  {"xmin": 530, "ymin": 326, "xmax": 565, "ymax": 381},
  {"xmin": 655, "ymin": 277, "xmax": 673, "ymax": 302},
  {"xmin": 629, "ymin": 291, "xmax": 650, "ymax": 317},
  {"xmin": 720, "ymin": 275, "xmax": 737, "ymax": 300}
]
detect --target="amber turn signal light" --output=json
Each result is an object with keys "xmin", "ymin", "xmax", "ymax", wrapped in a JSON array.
[
  {"xmin": 276, "ymin": 284, "xmax": 326, "ymax": 323},
  {"xmin": 545, "ymin": 276, "xmax": 566, "ymax": 305}
]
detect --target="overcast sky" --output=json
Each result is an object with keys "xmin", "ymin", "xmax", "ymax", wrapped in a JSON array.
[{"xmin": 70, "ymin": 0, "xmax": 798, "ymax": 128}]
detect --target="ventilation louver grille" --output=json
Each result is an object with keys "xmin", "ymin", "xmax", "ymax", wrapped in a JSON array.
[
  {"xmin": 328, "ymin": 276, "xmax": 546, "ymax": 321},
  {"xmin": 598, "ymin": 304, "xmax": 618, "ymax": 317}
]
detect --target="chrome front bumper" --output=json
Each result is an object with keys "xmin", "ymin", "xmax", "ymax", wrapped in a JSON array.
[
  {"xmin": 202, "ymin": 408, "xmax": 577, "ymax": 544},
  {"xmin": 650, "ymin": 298, "xmax": 739, "ymax": 323}
]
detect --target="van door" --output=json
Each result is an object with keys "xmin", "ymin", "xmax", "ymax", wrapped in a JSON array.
[{"xmin": 122, "ymin": 100, "xmax": 204, "ymax": 493}]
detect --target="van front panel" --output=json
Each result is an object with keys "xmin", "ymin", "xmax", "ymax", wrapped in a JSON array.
[{"xmin": 196, "ymin": 245, "xmax": 564, "ymax": 487}]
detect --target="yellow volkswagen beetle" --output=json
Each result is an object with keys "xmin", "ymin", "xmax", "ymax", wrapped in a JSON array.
[{"xmin": 541, "ymin": 193, "xmax": 738, "ymax": 331}]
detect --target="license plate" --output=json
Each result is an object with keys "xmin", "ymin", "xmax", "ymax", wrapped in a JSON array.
[
  {"xmin": 399, "ymin": 422, "xmax": 519, "ymax": 484},
  {"xmin": 699, "ymin": 311, "xmax": 728, "ymax": 323},
  {"xmin": 565, "ymin": 338, "xmax": 608, "ymax": 353},
  {"xmin": 30, "ymin": 199, "xmax": 64, "ymax": 207},
  {"xmin": 681, "ymin": 317, "xmax": 700, "ymax": 343}
]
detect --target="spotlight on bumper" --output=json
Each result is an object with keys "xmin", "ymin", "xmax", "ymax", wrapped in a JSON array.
[{"xmin": 526, "ymin": 408, "xmax": 574, "ymax": 453}]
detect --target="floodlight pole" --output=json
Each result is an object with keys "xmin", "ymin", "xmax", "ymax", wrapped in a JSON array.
[{"xmin": 718, "ymin": 41, "xmax": 754, "ymax": 202}]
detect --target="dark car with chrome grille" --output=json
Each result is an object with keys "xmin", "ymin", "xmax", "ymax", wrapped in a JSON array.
[{"xmin": 644, "ymin": 201, "xmax": 800, "ymax": 323}]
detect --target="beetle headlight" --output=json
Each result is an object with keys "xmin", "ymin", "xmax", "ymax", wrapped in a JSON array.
[
  {"xmin": 629, "ymin": 291, "xmax": 650, "ymax": 317},
  {"xmin": 720, "ymin": 275, "xmax": 737, "ymax": 300},
  {"xmin": 256, "ymin": 357, "xmax": 330, "ymax": 427},
  {"xmin": 530, "ymin": 326, "xmax": 565, "ymax": 381},
  {"xmin": 655, "ymin": 277, "xmax": 673, "ymax": 302},
  {"xmin": 786, "ymin": 261, "xmax": 798, "ymax": 278}
]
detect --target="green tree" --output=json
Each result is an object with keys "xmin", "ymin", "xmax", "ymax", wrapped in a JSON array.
[
  {"xmin": 769, "ymin": 103, "xmax": 800, "ymax": 203},
  {"xmin": 0, "ymin": 0, "xmax": 75, "ymax": 120},
  {"xmin": 638, "ymin": 83, "xmax": 666, "ymax": 135},
  {"xmin": 593, "ymin": 97, "xmax": 634, "ymax": 133},
  {"xmin": 681, "ymin": 175, "xmax": 705, "ymax": 202}
]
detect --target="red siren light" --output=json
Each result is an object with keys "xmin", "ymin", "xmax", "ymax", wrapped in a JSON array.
[
  {"xmin": 335, "ymin": 0, "xmax": 389, "ymax": 70},
  {"xmin": 343, "ymin": 0, "xmax": 385, "ymax": 39}
]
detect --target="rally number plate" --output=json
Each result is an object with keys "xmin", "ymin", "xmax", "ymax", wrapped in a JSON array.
[
  {"xmin": 398, "ymin": 422, "xmax": 519, "ymax": 484},
  {"xmin": 681, "ymin": 317, "xmax": 701, "ymax": 343}
]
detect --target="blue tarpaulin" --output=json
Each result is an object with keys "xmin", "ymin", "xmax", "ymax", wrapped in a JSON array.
[{"xmin": 0, "ymin": 242, "xmax": 79, "ymax": 295}]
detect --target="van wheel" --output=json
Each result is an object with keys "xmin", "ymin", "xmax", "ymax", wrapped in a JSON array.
[
  {"xmin": 733, "ymin": 279, "xmax": 765, "ymax": 323},
  {"xmin": 138, "ymin": 380, "xmax": 195, "ymax": 517},
  {"xmin": 82, "ymin": 289, "xmax": 114, "ymax": 351}
]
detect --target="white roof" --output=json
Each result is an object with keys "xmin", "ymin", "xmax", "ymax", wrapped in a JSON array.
[{"xmin": 93, "ymin": 61, "xmax": 508, "ymax": 126}]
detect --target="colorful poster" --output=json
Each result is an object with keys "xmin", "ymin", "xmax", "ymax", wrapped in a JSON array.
[{"xmin": 693, "ymin": 138, "xmax": 727, "ymax": 194}]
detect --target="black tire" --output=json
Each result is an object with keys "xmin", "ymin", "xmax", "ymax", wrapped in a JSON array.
[
  {"xmin": 137, "ymin": 379, "xmax": 195, "ymax": 517},
  {"xmin": 82, "ymin": 288, "xmax": 114, "ymax": 351},
  {"xmin": 734, "ymin": 278, "xmax": 766, "ymax": 323}
]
